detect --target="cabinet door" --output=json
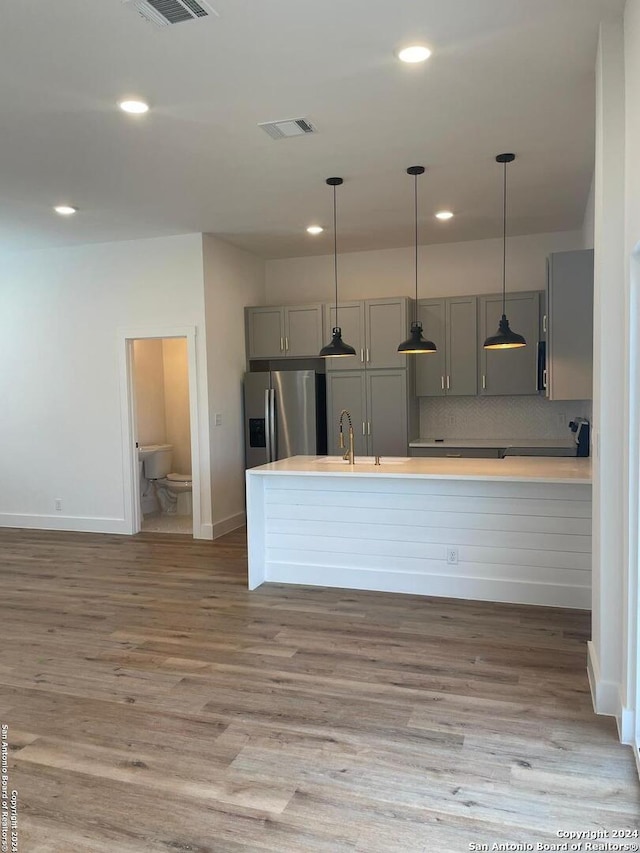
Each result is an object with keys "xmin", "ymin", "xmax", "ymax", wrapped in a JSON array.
[
  {"xmin": 415, "ymin": 300, "xmax": 446, "ymax": 396},
  {"xmin": 285, "ymin": 304, "xmax": 324, "ymax": 358},
  {"xmin": 479, "ymin": 292, "xmax": 540, "ymax": 396},
  {"xmin": 246, "ymin": 307, "xmax": 284, "ymax": 359},
  {"xmin": 326, "ymin": 371, "xmax": 367, "ymax": 456},
  {"xmin": 366, "ymin": 370, "xmax": 408, "ymax": 457},
  {"xmin": 547, "ymin": 250, "xmax": 593, "ymax": 400},
  {"xmin": 365, "ymin": 298, "xmax": 408, "ymax": 369},
  {"xmin": 446, "ymin": 296, "xmax": 477, "ymax": 396},
  {"xmin": 324, "ymin": 302, "xmax": 366, "ymax": 371}
]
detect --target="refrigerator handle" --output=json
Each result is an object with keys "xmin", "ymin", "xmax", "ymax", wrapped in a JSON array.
[
  {"xmin": 264, "ymin": 389, "xmax": 272, "ymax": 462},
  {"xmin": 269, "ymin": 388, "xmax": 277, "ymax": 461}
]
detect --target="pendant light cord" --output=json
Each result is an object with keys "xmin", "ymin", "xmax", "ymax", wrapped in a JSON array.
[
  {"xmin": 414, "ymin": 171, "xmax": 418, "ymax": 324},
  {"xmin": 502, "ymin": 159, "xmax": 507, "ymax": 317},
  {"xmin": 333, "ymin": 183, "xmax": 338, "ymax": 326}
]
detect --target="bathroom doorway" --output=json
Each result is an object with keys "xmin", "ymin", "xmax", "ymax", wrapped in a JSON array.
[{"xmin": 119, "ymin": 328, "xmax": 202, "ymax": 538}]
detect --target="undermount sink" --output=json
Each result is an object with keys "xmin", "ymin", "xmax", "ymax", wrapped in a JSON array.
[{"xmin": 317, "ymin": 456, "xmax": 411, "ymax": 465}]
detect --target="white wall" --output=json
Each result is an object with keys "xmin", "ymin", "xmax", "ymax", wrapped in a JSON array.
[
  {"xmin": 133, "ymin": 338, "xmax": 167, "ymax": 446},
  {"xmin": 265, "ymin": 230, "xmax": 583, "ymax": 304},
  {"xmin": 203, "ymin": 234, "xmax": 265, "ymax": 536},
  {"xmin": 588, "ymin": 17, "xmax": 626, "ymax": 724},
  {"xmin": 583, "ymin": 172, "xmax": 596, "ymax": 249},
  {"xmin": 162, "ymin": 337, "xmax": 191, "ymax": 475},
  {"xmin": 623, "ymin": 0, "xmax": 640, "ymax": 750},
  {"xmin": 0, "ymin": 233, "xmax": 212, "ymax": 535}
]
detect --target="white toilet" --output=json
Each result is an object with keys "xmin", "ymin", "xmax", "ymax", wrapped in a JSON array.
[{"xmin": 141, "ymin": 444, "xmax": 193, "ymax": 516}]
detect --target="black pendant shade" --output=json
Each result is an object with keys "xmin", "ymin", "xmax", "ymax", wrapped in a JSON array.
[
  {"xmin": 483, "ymin": 153, "xmax": 526, "ymax": 350},
  {"xmin": 319, "ymin": 177, "xmax": 356, "ymax": 359},
  {"xmin": 483, "ymin": 314, "xmax": 526, "ymax": 349},
  {"xmin": 320, "ymin": 327, "xmax": 357, "ymax": 358},
  {"xmin": 397, "ymin": 166, "xmax": 437, "ymax": 354},
  {"xmin": 398, "ymin": 322, "xmax": 437, "ymax": 354}
]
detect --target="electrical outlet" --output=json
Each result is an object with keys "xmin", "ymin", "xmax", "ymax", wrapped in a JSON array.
[
  {"xmin": 55, "ymin": 499, "xmax": 63, "ymax": 512},
  {"xmin": 215, "ymin": 413, "xmax": 222, "ymax": 426},
  {"xmin": 446, "ymin": 547, "xmax": 458, "ymax": 565}
]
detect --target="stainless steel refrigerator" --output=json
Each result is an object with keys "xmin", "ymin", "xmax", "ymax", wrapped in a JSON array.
[{"xmin": 244, "ymin": 370, "xmax": 327, "ymax": 468}]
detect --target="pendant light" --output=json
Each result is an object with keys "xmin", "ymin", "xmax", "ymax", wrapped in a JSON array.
[
  {"xmin": 319, "ymin": 177, "xmax": 356, "ymax": 358},
  {"xmin": 397, "ymin": 166, "xmax": 437, "ymax": 354},
  {"xmin": 483, "ymin": 153, "xmax": 527, "ymax": 350}
]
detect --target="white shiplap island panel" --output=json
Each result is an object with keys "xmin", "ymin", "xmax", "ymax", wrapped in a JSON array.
[{"xmin": 246, "ymin": 456, "xmax": 592, "ymax": 608}]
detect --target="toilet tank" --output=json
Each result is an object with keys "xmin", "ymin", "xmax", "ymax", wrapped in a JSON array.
[{"xmin": 142, "ymin": 444, "xmax": 173, "ymax": 479}]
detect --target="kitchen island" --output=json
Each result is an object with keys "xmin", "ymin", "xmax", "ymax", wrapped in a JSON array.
[{"xmin": 246, "ymin": 455, "xmax": 592, "ymax": 608}]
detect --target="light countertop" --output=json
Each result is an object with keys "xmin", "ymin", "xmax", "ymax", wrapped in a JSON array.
[
  {"xmin": 409, "ymin": 438, "xmax": 576, "ymax": 449},
  {"xmin": 247, "ymin": 455, "xmax": 592, "ymax": 484}
]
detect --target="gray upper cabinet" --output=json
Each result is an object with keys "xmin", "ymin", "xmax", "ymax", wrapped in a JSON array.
[
  {"xmin": 326, "ymin": 369, "xmax": 409, "ymax": 457},
  {"xmin": 284, "ymin": 304, "xmax": 324, "ymax": 358},
  {"xmin": 246, "ymin": 306, "xmax": 285, "ymax": 359},
  {"xmin": 479, "ymin": 292, "xmax": 541, "ymax": 396},
  {"xmin": 325, "ymin": 298, "xmax": 409, "ymax": 371},
  {"xmin": 415, "ymin": 300, "xmax": 446, "ymax": 396},
  {"xmin": 246, "ymin": 304, "xmax": 323, "ymax": 359},
  {"xmin": 447, "ymin": 296, "xmax": 478, "ymax": 396},
  {"xmin": 415, "ymin": 296, "xmax": 477, "ymax": 396},
  {"xmin": 365, "ymin": 298, "xmax": 408, "ymax": 369},
  {"xmin": 546, "ymin": 249, "xmax": 594, "ymax": 400}
]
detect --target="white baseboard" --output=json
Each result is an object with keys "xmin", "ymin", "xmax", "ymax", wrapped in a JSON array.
[
  {"xmin": 264, "ymin": 563, "xmax": 591, "ymax": 609},
  {"xmin": 195, "ymin": 522, "xmax": 213, "ymax": 541},
  {"xmin": 587, "ymin": 640, "xmax": 621, "ymax": 717},
  {"xmin": 0, "ymin": 513, "xmax": 129, "ymax": 535},
  {"xmin": 618, "ymin": 704, "xmax": 637, "ymax": 745},
  {"xmin": 213, "ymin": 512, "xmax": 246, "ymax": 540}
]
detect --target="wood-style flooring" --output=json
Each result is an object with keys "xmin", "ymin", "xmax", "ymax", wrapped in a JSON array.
[{"xmin": 0, "ymin": 526, "xmax": 637, "ymax": 852}]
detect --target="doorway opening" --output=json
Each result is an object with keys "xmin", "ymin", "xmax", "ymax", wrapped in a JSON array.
[{"xmin": 119, "ymin": 328, "xmax": 201, "ymax": 538}]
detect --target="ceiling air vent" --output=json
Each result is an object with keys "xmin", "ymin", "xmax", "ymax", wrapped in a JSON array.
[
  {"xmin": 124, "ymin": 0, "xmax": 218, "ymax": 27},
  {"xmin": 258, "ymin": 118, "xmax": 317, "ymax": 140}
]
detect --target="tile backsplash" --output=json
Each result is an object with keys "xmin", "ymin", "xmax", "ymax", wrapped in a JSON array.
[{"xmin": 418, "ymin": 396, "xmax": 592, "ymax": 440}]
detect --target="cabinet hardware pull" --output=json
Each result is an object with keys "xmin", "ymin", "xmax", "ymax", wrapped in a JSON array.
[
  {"xmin": 362, "ymin": 422, "xmax": 366, "ymax": 435},
  {"xmin": 543, "ymin": 368, "xmax": 547, "ymax": 390},
  {"xmin": 361, "ymin": 348, "xmax": 364, "ymax": 362},
  {"xmin": 441, "ymin": 376, "xmax": 445, "ymax": 391},
  {"xmin": 446, "ymin": 375, "xmax": 450, "ymax": 390},
  {"xmin": 482, "ymin": 375, "xmax": 486, "ymax": 390},
  {"xmin": 368, "ymin": 422, "xmax": 371, "ymax": 436},
  {"xmin": 446, "ymin": 453, "xmax": 462, "ymax": 458},
  {"xmin": 285, "ymin": 337, "xmax": 289, "ymax": 351},
  {"xmin": 543, "ymin": 314, "xmax": 547, "ymax": 334},
  {"xmin": 280, "ymin": 337, "xmax": 284, "ymax": 352},
  {"xmin": 366, "ymin": 348, "xmax": 370, "ymax": 363}
]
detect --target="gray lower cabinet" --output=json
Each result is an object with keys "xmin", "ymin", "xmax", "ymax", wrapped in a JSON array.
[
  {"xmin": 479, "ymin": 292, "xmax": 541, "ymax": 396},
  {"xmin": 325, "ymin": 298, "xmax": 409, "ymax": 371},
  {"xmin": 246, "ymin": 304, "xmax": 323, "ymax": 359},
  {"xmin": 409, "ymin": 447, "xmax": 502, "ymax": 459},
  {"xmin": 546, "ymin": 249, "xmax": 594, "ymax": 400},
  {"xmin": 326, "ymin": 370, "xmax": 409, "ymax": 457},
  {"xmin": 415, "ymin": 297, "xmax": 477, "ymax": 396},
  {"xmin": 326, "ymin": 371, "xmax": 368, "ymax": 456}
]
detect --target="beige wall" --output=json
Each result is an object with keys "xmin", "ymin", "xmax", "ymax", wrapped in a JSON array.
[
  {"xmin": 265, "ymin": 230, "xmax": 583, "ymax": 304},
  {"xmin": 203, "ymin": 234, "xmax": 266, "ymax": 534},
  {"xmin": 162, "ymin": 338, "xmax": 191, "ymax": 475},
  {"xmin": 132, "ymin": 337, "xmax": 192, "ymax": 476},
  {"xmin": 133, "ymin": 339, "xmax": 167, "ymax": 447}
]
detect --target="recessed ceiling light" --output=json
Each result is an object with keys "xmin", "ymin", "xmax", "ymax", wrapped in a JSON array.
[
  {"xmin": 435, "ymin": 210, "xmax": 454, "ymax": 220},
  {"xmin": 54, "ymin": 205, "xmax": 77, "ymax": 216},
  {"xmin": 306, "ymin": 225, "xmax": 324, "ymax": 235},
  {"xmin": 118, "ymin": 99, "xmax": 150, "ymax": 115},
  {"xmin": 397, "ymin": 45, "xmax": 432, "ymax": 64}
]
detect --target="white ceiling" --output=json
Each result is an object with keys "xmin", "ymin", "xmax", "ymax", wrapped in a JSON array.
[{"xmin": 0, "ymin": 0, "xmax": 621, "ymax": 258}]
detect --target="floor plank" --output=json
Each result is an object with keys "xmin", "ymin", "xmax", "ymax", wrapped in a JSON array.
[{"xmin": 1, "ymin": 526, "xmax": 637, "ymax": 852}]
